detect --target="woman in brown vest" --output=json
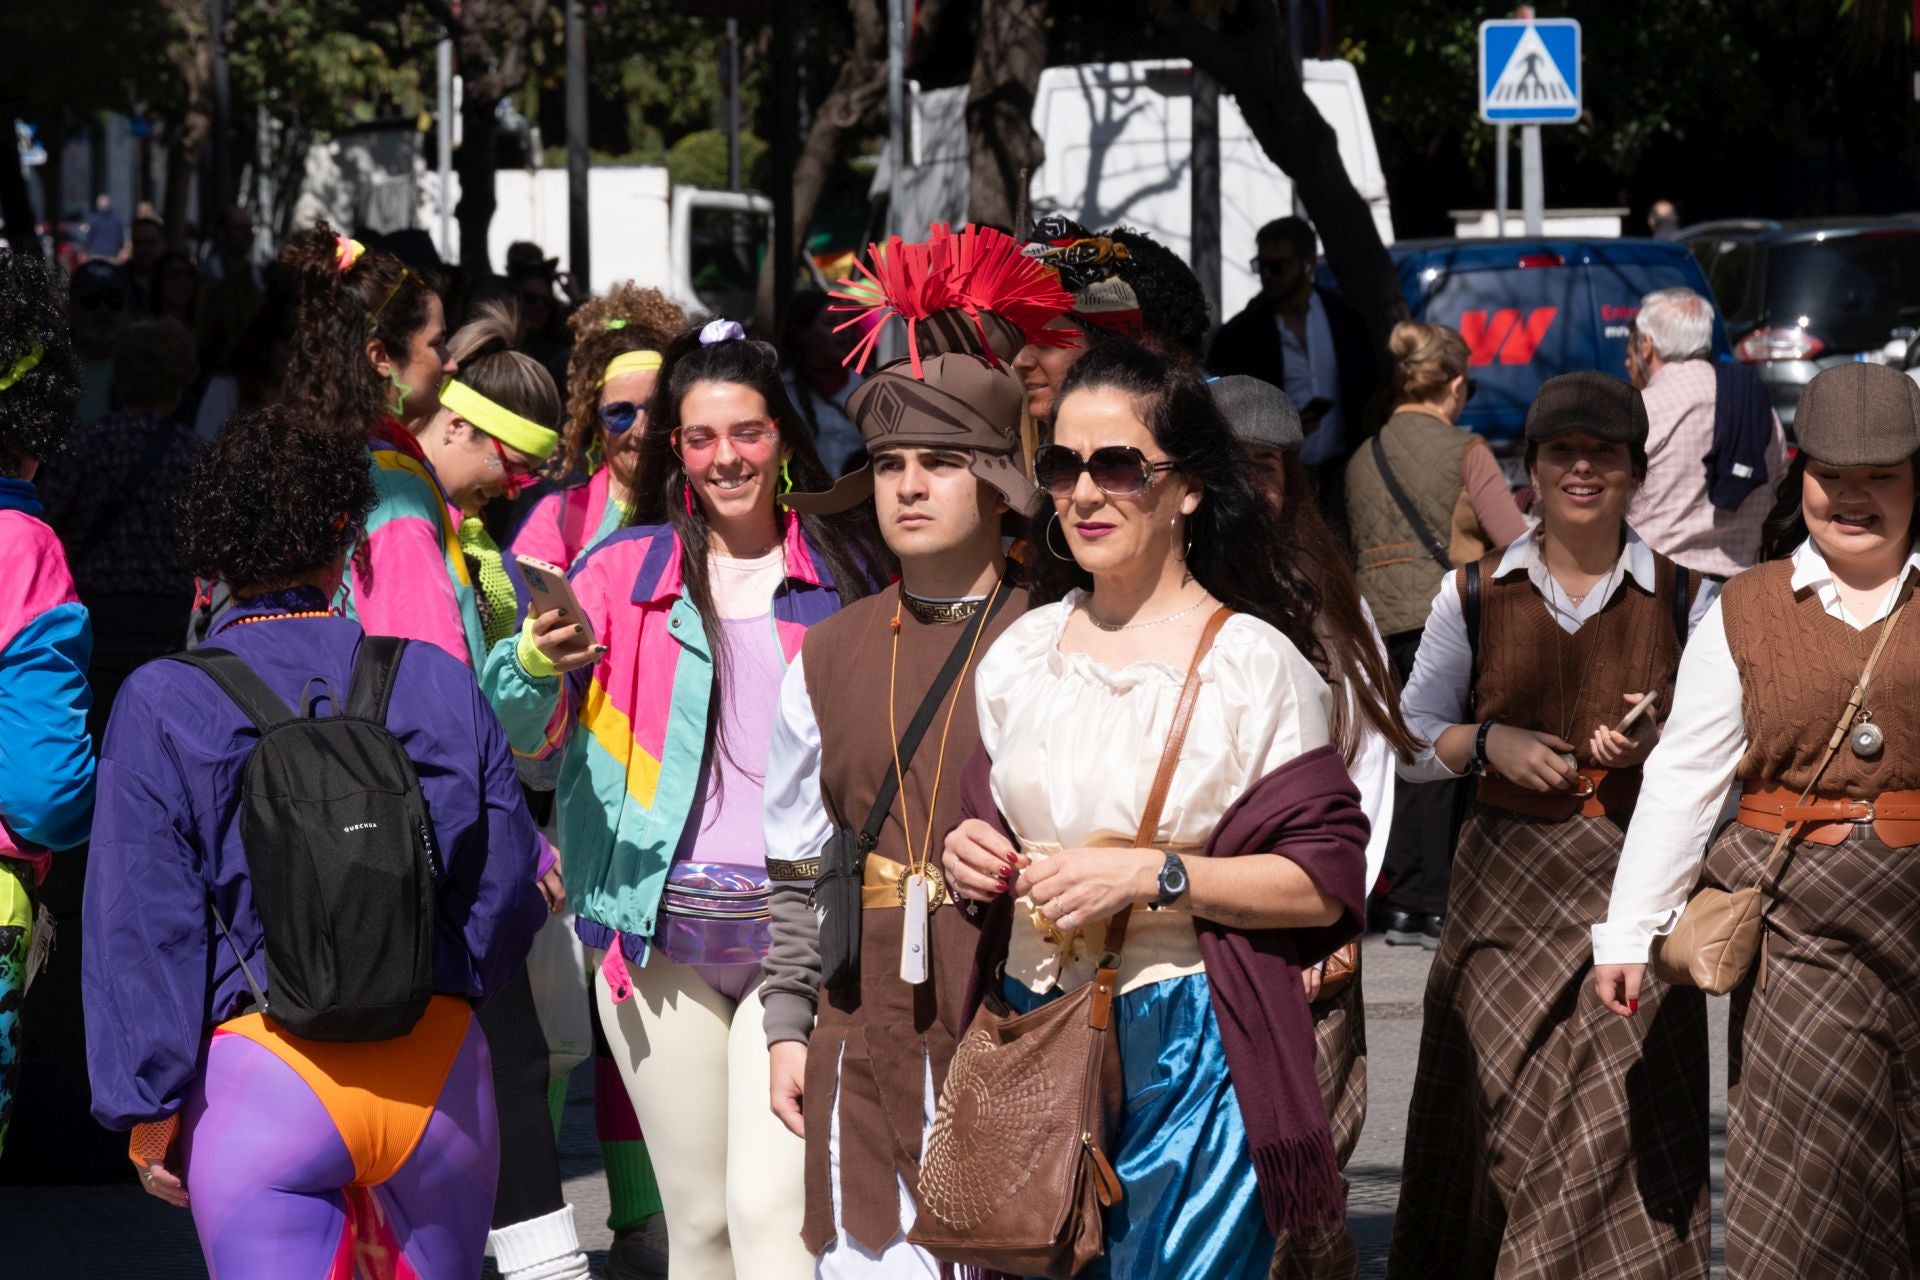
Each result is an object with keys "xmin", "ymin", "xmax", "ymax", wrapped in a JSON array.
[
  {"xmin": 1594, "ymin": 361, "xmax": 1920, "ymax": 1278},
  {"xmin": 1346, "ymin": 320, "xmax": 1527, "ymax": 948},
  {"xmin": 1388, "ymin": 372, "xmax": 1713, "ymax": 1279}
]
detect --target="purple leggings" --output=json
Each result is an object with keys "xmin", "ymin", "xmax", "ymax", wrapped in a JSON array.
[{"xmin": 180, "ymin": 1020, "xmax": 498, "ymax": 1279}]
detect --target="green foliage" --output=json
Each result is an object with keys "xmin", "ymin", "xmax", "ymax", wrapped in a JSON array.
[
  {"xmin": 227, "ymin": 1, "xmax": 430, "ymax": 135},
  {"xmin": 0, "ymin": 0, "xmax": 175, "ymax": 123},
  {"xmin": 666, "ymin": 129, "xmax": 769, "ymax": 191}
]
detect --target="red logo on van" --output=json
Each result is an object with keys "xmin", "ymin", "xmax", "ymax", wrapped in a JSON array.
[{"xmin": 1460, "ymin": 308, "xmax": 1557, "ymax": 366}]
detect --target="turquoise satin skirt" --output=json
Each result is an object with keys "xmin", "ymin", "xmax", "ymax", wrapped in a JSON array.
[{"xmin": 1005, "ymin": 971, "xmax": 1275, "ymax": 1279}]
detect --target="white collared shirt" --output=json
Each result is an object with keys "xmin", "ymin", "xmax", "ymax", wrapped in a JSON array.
[
  {"xmin": 1591, "ymin": 538, "xmax": 1920, "ymax": 966},
  {"xmin": 1397, "ymin": 522, "xmax": 1719, "ymax": 786},
  {"xmin": 1277, "ymin": 291, "xmax": 1344, "ymax": 466}
]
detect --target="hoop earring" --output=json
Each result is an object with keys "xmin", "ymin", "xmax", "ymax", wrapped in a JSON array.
[
  {"xmin": 1045, "ymin": 514, "xmax": 1075, "ymax": 562},
  {"xmin": 1171, "ymin": 513, "xmax": 1193, "ymax": 562}
]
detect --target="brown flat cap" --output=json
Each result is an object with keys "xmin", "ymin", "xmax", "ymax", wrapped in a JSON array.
[
  {"xmin": 1792, "ymin": 362, "xmax": 1920, "ymax": 468},
  {"xmin": 781, "ymin": 352, "xmax": 1036, "ymax": 515},
  {"xmin": 1525, "ymin": 372, "xmax": 1649, "ymax": 449}
]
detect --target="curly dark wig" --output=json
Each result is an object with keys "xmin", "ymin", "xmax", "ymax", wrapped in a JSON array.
[
  {"xmin": 0, "ymin": 249, "xmax": 82, "ymax": 474},
  {"xmin": 277, "ymin": 220, "xmax": 438, "ymax": 434},
  {"xmin": 557, "ymin": 282, "xmax": 686, "ymax": 477},
  {"xmin": 1106, "ymin": 226, "xmax": 1210, "ymax": 362},
  {"xmin": 177, "ymin": 403, "xmax": 377, "ymax": 591},
  {"xmin": 1032, "ymin": 340, "xmax": 1326, "ymax": 671}
]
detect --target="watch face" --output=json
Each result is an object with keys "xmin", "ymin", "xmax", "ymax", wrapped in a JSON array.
[{"xmin": 1160, "ymin": 856, "xmax": 1189, "ymax": 898}]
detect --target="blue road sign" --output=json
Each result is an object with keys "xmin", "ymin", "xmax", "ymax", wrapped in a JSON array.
[{"xmin": 1479, "ymin": 18, "xmax": 1581, "ymax": 124}]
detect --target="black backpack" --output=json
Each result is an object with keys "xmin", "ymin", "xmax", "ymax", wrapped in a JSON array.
[{"xmin": 172, "ymin": 637, "xmax": 439, "ymax": 1042}]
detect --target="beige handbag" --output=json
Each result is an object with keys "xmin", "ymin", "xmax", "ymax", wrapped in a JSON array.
[{"xmin": 1651, "ymin": 591, "xmax": 1909, "ymax": 994}]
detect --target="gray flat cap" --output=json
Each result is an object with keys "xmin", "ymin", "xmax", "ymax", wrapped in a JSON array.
[
  {"xmin": 1209, "ymin": 375, "xmax": 1304, "ymax": 452},
  {"xmin": 1525, "ymin": 371, "xmax": 1649, "ymax": 449},
  {"xmin": 1793, "ymin": 362, "xmax": 1920, "ymax": 468}
]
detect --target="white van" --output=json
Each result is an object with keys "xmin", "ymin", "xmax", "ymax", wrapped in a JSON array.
[{"xmin": 888, "ymin": 59, "xmax": 1394, "ymax": 323}]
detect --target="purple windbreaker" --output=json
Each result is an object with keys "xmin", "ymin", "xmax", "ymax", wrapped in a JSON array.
[{"xmin": 81, "ymin": 602, "xmax": 548, "ymax": 1130}]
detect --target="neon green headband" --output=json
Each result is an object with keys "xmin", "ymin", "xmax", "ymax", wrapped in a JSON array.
[
  {"xmin": 440, "ymin": 378, "xmax": 559, "ymax": 460},
  {"xmin": 601, "ymin": 349, "xmax": 663, "ymax": 386},
  {"xmin": 0, "ymin": 341, "xmax": 45, "ymax": 393}
]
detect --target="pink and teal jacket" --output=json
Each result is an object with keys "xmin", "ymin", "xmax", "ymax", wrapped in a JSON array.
[
  {"xmin": 0, "ymin": 477, "xmax": 96, "ymax": 883},
  {"xmin": 509, "ymin": 467, "xmax": 628, "ymax": 574},
  {"xmin": 481, "ymin": 512, "xmax": 851, "ymax": 963},
  {"xmin": 336, "ymin": 422, "xmax": 486, "ymax": 670}
]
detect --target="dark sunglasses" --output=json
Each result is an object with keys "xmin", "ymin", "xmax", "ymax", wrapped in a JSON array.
[
  {"xmin": 1251, "ymin": 255, "xmax": 1298, "ymax": 277},
  {"xmin": 597, "ymin": 401, "xmax": 643, "ymax": 434},
  {"xmin": 1033, "ymin": 443, "xmax": 1177, "ymax": 498}
]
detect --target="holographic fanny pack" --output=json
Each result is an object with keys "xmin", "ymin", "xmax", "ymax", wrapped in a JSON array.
[{"xmin": 652, "ymin": 862, "xmax": 771, "ymax": 969}]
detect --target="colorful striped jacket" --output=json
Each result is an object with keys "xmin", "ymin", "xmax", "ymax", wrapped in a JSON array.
[
  {"xmin": 509, "ymin": 467, "xmax": 627, "ymax": 574},
  {"xmin": 337, "ymin": 425, "xmax": 486, "ymax": 669},
  {"xmin": 482, "ymin": 512, "xmax": 848, "ymax": 960},
  {"xmin": 0, "ymin": 477, "xmax": 96, "ymax": 883}
]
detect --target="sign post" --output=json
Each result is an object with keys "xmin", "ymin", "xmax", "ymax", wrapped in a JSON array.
[{"xmin": 1479, "ymin": 16, "xmax": 1581, "ymax": 237}]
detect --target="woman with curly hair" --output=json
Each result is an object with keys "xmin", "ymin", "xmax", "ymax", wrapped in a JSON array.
[
  {"xmin": 513, "ymin": 281, "xmax": 687, "ymax": 573},
  {"xmin": 486, "ymin": 319, "xmax": 880, "ymax": 1278},
  {"xmin": 0, "ymin": 248, "xmax": 95, "ymax": 1156},
  {"xmin": 81, "ymin": 403, "xmax": 547, "ymax": 1278},
  {"xmin": 941, "ymin": 341, "xmax": 1368, "ymax": 1276}
]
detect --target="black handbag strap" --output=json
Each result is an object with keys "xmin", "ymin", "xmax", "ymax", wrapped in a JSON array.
[
  {"xmin": 169, "ymin": 648, "xmax": 297, "ymax": 733},
  {"xmin": 1672, "ymin": 564, "xmax": 1692, "ymax": 645},
  {"xmin": 1371, "ymin": 432, "xmax": 1450, "ymax": 571},
  {"xmin": 1463, "ymin": 559, "xmax": 1483, "ymax": 688},
  {"xmin": 856, "ymin": 583, "xmax": 1014, "ymax": 852}
]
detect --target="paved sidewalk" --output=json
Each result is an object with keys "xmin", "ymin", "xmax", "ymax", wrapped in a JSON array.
[{"xmin": 3, "ymin": 936, "xmax": 1732, "ymax": 1278}]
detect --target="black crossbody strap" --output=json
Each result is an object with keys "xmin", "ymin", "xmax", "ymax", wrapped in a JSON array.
[
  {"xmin": 1672, "ymin": 565, "xmax": 1692, "ymax": 644},
  {"xmin": 857, "ymin": 585, "xmax": 1013, "ymax": 850},
  {"xmin": 168, "ymin": 648, "xmax": 297, "ymax": 733},
  {"xmin": 1463, "ymin": 559, "xmax": 1483, "ymax": 688},
  {"xmin": 1371, "ymin": 433, "xmax": 1450, "ymax": 570}
]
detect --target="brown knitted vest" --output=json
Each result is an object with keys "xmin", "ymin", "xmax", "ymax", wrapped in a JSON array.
[
  {"xmin": 1721, "ymin": 560, "xmax": 1920, "ymax": 796},
  {"xmin": 795, "ymin": 581, "xmax": 1027, "ymax": 1254},
  {"xmin": 1469, "ymin": 550, "xmax": 1688, "ymax": 767}
]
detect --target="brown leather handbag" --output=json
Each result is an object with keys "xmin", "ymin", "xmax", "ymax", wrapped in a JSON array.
[
  {"xmin": 909, "ymin": 607, "xmax": 1232, "ymax": 1279},
  {"xmin": 1651, "ymin": 591, "xmax": 1909, "ymax": 994},
  {"xmin": 1313, "ymin": 941, "xmax": 1359, "ymax": 1004}
]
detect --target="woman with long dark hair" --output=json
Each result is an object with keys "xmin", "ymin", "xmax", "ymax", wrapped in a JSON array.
[
  {"xmin": 1390, "ymin": 373, "xmax": 1713, "ymax": 1278},
  {"xmin": 1595, "ymin": 362, "xmax": 1920, "ymax": 1277},
  {"xmin": 487, "ymin": 319, "xmax": 879, "ymax": 1277},
  {"xmin": 942, "ymin": 340, "xmax": 1369, "ymax": 1276}
]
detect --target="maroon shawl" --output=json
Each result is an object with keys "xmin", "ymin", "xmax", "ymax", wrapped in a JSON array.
[{"xmin": 955, "ymin": 743, "xmax": 1369, "ymax": 1238}]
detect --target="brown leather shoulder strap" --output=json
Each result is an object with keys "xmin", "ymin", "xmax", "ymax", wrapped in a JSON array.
[{"xmin": 1099, "ymin": 605, "xmax": 1235, "ymax": 966}]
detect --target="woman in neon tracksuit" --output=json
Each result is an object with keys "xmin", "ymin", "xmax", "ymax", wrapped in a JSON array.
[
  {"xmin": 486, "ymin": 321, "xmax": 880, "ymax": 1278},
  {"xmin": 0, "ymin": 249, "xmax": 95, "ymax": 1155},
  {"xmin": 83, "ymin": 403, "xmax": 548, "ymax": 1279}
]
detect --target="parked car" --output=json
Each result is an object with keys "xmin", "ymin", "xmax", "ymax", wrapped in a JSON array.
[
  {"xmin": 1680, "ymin": 217, "xmax": 1920, "ymax": 427},
  {"xmin": 1388, "ymin": 237, "xmax": 1730, "ymax": 459}
]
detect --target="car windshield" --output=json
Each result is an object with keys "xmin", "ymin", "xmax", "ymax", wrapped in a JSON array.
[{"xmin": 1764, "ymin": 232, "xmax": 1920, "ymax": 352}]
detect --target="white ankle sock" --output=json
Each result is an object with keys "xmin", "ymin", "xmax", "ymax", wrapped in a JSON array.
[{"xmin": 488, "ymin": 1205, "xmax": 591, "ymax": 1280}]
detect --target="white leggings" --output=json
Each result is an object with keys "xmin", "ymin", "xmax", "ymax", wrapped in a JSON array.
[{"xmin": 594, "ymin": 948, "xmax": 810, "ymax": 1280}]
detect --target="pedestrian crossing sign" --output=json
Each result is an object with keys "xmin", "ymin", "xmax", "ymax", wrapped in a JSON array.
[{"xmin": 1479, "ymin": 18, "xmax": 1581, "ymax": 124}]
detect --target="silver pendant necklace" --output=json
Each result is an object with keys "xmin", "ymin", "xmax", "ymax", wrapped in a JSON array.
[{"xmin": 1084, "ymin": 594, "xmax": 1212, "ymax": 632}]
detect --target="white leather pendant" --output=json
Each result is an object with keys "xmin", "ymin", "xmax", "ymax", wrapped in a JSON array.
[{"xmin": 900, "ymin": 873, "xmax": 930, "ymax": 985}]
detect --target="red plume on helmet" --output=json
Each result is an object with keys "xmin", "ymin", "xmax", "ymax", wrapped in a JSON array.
[{"xmin": 830, "ymin": 222, "xmax": 1074, "ymax": 377}]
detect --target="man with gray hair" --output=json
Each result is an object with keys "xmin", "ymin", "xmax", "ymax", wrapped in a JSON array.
[{"xmin": 1625, "ymin": 286, "xmax": 1786, "ymax": 577}]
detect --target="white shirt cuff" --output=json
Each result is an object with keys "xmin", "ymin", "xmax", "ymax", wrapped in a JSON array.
[{"xmin": 1590, "ymin": 921, "xmax": 1658, "ymax": 967}]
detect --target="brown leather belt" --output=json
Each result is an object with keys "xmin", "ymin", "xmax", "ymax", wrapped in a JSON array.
[
  {"xmin": 1737, "ymin": 784, "xmax": 1920, "ymax": 848},
  {"xmin": 1477, "ymin": 767, "xmax": 1640, "ymax": 821}
]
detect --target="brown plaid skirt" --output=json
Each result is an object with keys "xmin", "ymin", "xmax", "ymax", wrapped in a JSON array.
[
  {"xmin": 1314, "ymin": 958, "xmax": 1368, "ymax": 1169},
  {"xmin": 1710, "ymin": 818, "xmax": 1920, "ymax": 1278},
  {"xmin": 1388, "ymin": 805, "xmax": 1710, "ymax": 1280}
]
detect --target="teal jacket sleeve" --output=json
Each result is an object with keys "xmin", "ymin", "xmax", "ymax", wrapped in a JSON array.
[
  {"xmin": 0, "ymin": 601, "xmax": 97, "ymax": 851},
  {"xmin": 479, "ymin": 630, "xmax": 564, "ymax": 757}
]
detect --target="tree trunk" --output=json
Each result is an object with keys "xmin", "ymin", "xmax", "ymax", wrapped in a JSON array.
[
  {"xmin": 965, "ymin": 0, "xmax": 1047, "ymax": 231},
  {"xmin": 160, "ymin": 0, "xmax": 213, "ymax": 250},
  {"xmin": 757, "ymin": 0, "xmax": 890, "ymax": 329},
  {"xmin": 1154, "ymin": 1, "xmax": 1406, "ymax": 352},
  {"xmin": 455, "ymin": 94, "xmax": 498, "ymax": 274}
]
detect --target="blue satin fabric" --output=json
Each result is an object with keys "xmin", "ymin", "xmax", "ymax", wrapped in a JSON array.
[{"xmin": 1005, "ymin": 971, "xmax": 1275, "ymax": 1279}]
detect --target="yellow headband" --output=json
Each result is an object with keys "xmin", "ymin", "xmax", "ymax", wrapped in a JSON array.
[
  {"xmin": 601, "ymin": 349, "xmax": 663, "ymax": 386},
  {"xmin": 440, "ymin": 378, "xmax": 559, "ymax": 460}
]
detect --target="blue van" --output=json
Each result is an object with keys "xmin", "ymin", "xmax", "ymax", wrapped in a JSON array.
[{"xmin": 1389, "ymin": 238, "xmax": 1731, "ymax": 453}]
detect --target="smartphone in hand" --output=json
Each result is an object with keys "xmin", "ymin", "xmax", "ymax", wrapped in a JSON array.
[
  {"xmin": 516, "ymin": 556, "xmax": 592, "ymax": 636},
  {"xmin": 1612, "ymin": 691, "xmax": 1659, "ymax": 735}
]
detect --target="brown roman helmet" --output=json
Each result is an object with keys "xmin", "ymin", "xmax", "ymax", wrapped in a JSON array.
[
  {"xmin": 1792, "ymin": 362, "xmax": 1920, "ymax": 469},
  {"xmin": 782, "ymin": 223, "xmax": 1073, "ymax": 516}
]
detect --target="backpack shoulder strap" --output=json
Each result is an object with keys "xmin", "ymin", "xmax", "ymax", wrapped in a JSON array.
[
  {"xmin": 1672, "ymin": 564, "xmax": 1693, "ymax": 644},
  {"xmin": 169, "ymin": 648, "xmax": 296, "ymax": 733},
  {"xmin": 346, "ymin": 636, "xmax": 409, "ymax": 723}
]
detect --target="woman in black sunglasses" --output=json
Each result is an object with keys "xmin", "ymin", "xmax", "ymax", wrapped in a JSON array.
[
  {"xmin": 943, "ymin": 340, "xmax": 1370, "ymax": 1275},
  {"xmin": 512, "ymin": 283, "xmax": 688, "ymax": 575}
]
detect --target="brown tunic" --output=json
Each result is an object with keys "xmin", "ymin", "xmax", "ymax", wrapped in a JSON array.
[
  {"xmin": 1721, "ymin": 558, "xmax": 1920, "ymax": 795},
  {"xmin": 797, "ymin": 582, "xmax": 1028, "ymax": 1254}
]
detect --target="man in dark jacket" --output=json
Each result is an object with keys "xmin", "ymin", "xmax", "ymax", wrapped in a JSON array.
[{"xmin": 1207, "ymin": 217, "xmax": 1379, "ymax": 503}]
